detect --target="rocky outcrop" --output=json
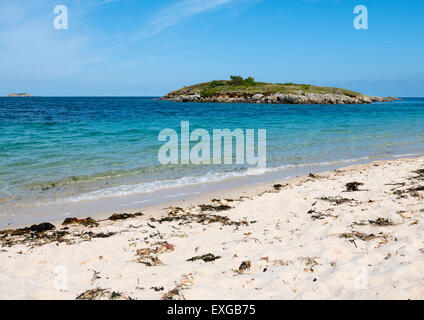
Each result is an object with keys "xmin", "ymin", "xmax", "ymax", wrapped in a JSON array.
[{"xmin": 159, "ymin": 92, "xmax": 400, "ymax": 105}]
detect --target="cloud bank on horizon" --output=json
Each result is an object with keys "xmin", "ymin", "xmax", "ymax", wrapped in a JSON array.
[{"xmin": 0, "ymin": 0, "xmax": 423, "ymax": 96}]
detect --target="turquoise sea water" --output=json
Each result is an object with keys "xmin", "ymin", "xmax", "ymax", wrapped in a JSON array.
[{"xmin": 1, "ymin": 97, "xmax": 424, "ymax": 222}]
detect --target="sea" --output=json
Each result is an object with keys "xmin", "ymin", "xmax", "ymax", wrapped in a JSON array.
[{"xmin": 1, "ymin": 97, "xmax": 423, "ymax": 227}]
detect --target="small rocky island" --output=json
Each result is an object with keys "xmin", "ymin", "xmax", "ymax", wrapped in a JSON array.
[
  {"xmin": 7, "ymin": 93, "xmax": 37, "ymax": 97},
  {"xmin": 160, "ymin": 76, "xmax": 398, "ymax": 104}
]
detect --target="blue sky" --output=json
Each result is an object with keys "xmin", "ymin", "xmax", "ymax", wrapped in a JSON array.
[{"xmin": 0, "ymin": 0, "xmax": 423, "ymax": 96}]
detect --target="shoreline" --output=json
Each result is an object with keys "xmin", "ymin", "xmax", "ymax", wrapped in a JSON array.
[
  {"xmin": 2, "ymin": 156, "xmax": 424, "ymax": 299},
  {"xmin": 160, "ymin": 93, "xmax": 400, "ymax": 105},
  {"xmin": 2, "ymin": 152, "xmax": 421, "ymax": 230}
]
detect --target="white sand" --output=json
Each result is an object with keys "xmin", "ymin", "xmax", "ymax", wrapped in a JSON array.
[{"xmin": 1, "ymin": 157, "xmax": 424, "ymax": 300}]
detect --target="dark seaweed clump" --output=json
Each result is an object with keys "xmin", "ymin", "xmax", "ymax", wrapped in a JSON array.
[
  {"xmin": 63, "ymin": 217, "xmax": 98, "ymax": 227},
  {"xmin": 0, "ymin": 221, "xmax": 119, "ymax": 247},
  {"xmin": 368, "ymin": 218, "xmax": 395, "ymax": 226},
  {"xmin": 152, "ymin": 211, "xmax": 250, "ymax": 227},
  {"xmin": 238, "ymin": 261, "xmax": 251, "ymax": 272},
  {"xmin": 393, "ymin": 185, "xmax": 424, "ymax": 198},
  {"xmin": 353, "ymin": 218, "xmax": 395, "ymax": 227},
  {"xmin": 81, "ymin": 231, "xmax": 116, "ymax": 239},
  {"xmin": 0, "ymin": 222, "xmax": 55, "ymax": 237},
  {"xmin": 307, "ymin": 209, "xmax": 336, "ymax": 221},
  {"xmin": 0, "ymin": 223, "xmax": 71, "ymax": 247},
  {"xmin": 187, "ymin": 253, "xmax": 221, "ymax": 263},
  {"xmin": 308, "ymin": 173, "xmax": 322, "ymax": 179},
  {"xmin": 273, "ymin": 184, "xmax": 283, "ymax": 191},
  {"xmin": 199, "ymin": 204, "xmax": 232, "ymax": 212},
  {"xmin": 346, "ymin": 182, "xmax": 364, "ymax": 192},
  {"xmin": 108, "ymin": 212, "xmax": 143, "ymax": 221},
  {"xmin": 340, "ymin": 232, "xmax": 388, "ymax": 241}
]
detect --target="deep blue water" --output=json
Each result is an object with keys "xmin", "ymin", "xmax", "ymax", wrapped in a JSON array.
[{"xmin": 1, "ymin": 97, "xmax": 423, "ymax": 216}]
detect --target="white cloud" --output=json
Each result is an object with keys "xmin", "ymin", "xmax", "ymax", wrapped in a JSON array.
[{"xmin": 132, "ymin": 0, "xmax": 234, "ymax": 41}]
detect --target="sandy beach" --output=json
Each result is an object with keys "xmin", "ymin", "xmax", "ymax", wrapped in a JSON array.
[{"xmin": 1, "ymin": 156, "xmax": 424, "ymax": 300}]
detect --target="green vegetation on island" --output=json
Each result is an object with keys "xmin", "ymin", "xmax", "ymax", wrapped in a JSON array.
[{"xmin": 167, "ymin": 76, "xmax": 362, "ymax": 98}]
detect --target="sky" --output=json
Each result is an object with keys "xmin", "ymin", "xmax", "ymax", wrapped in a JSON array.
[{"xmin": 0, "ymin": 0, "xmax": 423, "ymax": 97}]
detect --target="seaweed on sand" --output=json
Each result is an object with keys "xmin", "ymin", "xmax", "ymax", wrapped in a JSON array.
[
  {"xmin": 168, "ymin": 207, "xmax": 185, "ymax": 215},
  {"xmin": 62, "ymin": 217, "xmax": 98, "ymax": 227},
  {"xmin": 151, "ymin": 286, "xmax": 164, "ymax": 292},
  {"xmin": 320, "ymin": 196, "xmax": 353, "ymax": 205},
  {"xmin": 386, "ymin": 182, "xmax": 406, "ymax": 187},
  {"xmin": 0, "ymin": 223, "xmax": 71, "ymax": 247},
  {"xmin": 307, "ymin": 209, "xmax": 337, "ymax": 221},
  {"xmin": 411, "ymin": 185, "xmax": 424, "ymax": 191},
  {"xmin": 162, "ymin": 288, "xmax": 181, "ymax": 300},
  {"xmin": 63, "ymin": 212, "xmax": 143, "ymax": 226},
  {"xmin": 0, "ymin": 230, "xmax": 71, "ymax": 247},
  {"xmin": 139, "ymin": 256, "xmax": 164, "ymax": 267},
  {"xmin": 312, "ymin": 213, "xmax": 336, "ymax": 221},
  {"xmin": 299, "ymin": 257, "xmax": 320, "ymax": 273},
  {"xmin": 81, "ymin": 231, "xmax": 116, "ymax": 239},
  {"xmin": 270, "ymin": 183, "xmax": 289, "ymax": 193},
  {"xmin": 108, "ymin": 212, "xmax": 143, "ymax": 221},
  {"xmin": 345, "ymin": 182, "xmax": 364, "ymax": 192},
  {"xmin": 238, "ymin": 261, "xmax": 251, "ymax": 273},
  {"xmin": 339, "ymin": 231, "xmax": 388, "ymax": 241},
  {"xmin": 135, "ymin": 246, "xmax": 165, "ymax": 266},
  {"xmin": 161, "ymin": 274, "xmax": 194, "ymax": 300},
  {"xmin": 135, "ymin": 241, "xmax": 175, "ymax": 266},
  {"xmin": 301, "ymin": 257, "xmax": 319, "ymax": 268},
  {"xmin": 0, "ymin": 222, "xmax": 55, "ymax": 237},
  {"xmin": 199, "ymin": 204, "xmax": 232, "ymax": 212},
  {"xmin": 412, "ymin": 169, "xmax": 424, "ymax": 180},
  {"xmin": 273, "ymin": 184, "xmax": 283, "ymax": 191},
  {"xmin": 63, "ymin": 212, "xmax": 143, "ymax": 228},
  {"xmin": 76, "ymin": 288, "xmax": 132, "ymax": 300},
  {"xmin": 393, "ymin": 185, "xmax": 424, "ymax": 198},
  {"xmin": 308, "ymin": 173, "xmax": 323, "ymax": 179},
  {"xmin": 187, "ymin": 253, "xmax": 221, "ymax": 263},
  {"xmin": 152, "ymin": 211, "xmax": 250, "ymax": 227},
  {"xmin": 368, "ymin": 218, "xmax": 395, "ymax": 226},
  {"xmin": 352, "ymin": 218, "xmax": 395, "ymax": 227},
  {"xmin": 0, "ymin": 221, "xmax": 121, "ymax": 247}
]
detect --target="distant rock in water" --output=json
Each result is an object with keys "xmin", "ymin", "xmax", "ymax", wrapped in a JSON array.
[
  {"xmin": 7, "ymin": 93, "xmax": 37, "ymax": 97},
  {"xmin": 160, "ymin": 77, "xmax": 400, "ymax": 105}
]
